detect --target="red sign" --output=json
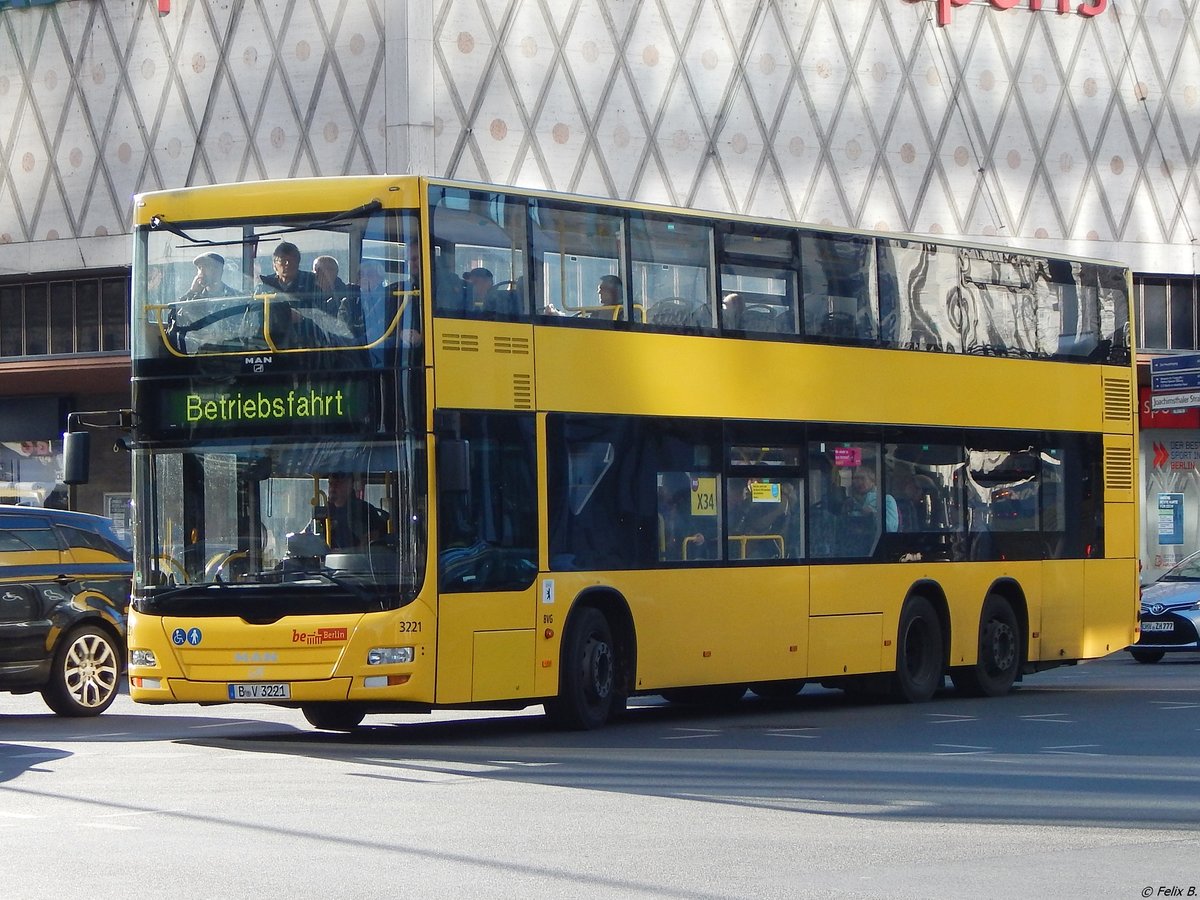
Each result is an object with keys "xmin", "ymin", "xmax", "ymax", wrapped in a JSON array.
[
  {"xmin": 907, "ymin": 0, "xmax": 1106, "ymax": 27},
  {"xmin": 834, "ymin": 447, "xmax": 863, "ymax": 468},
  {"xmin": 1140, "ymin": 387, "xmax": 1200, "ymax": 430}
]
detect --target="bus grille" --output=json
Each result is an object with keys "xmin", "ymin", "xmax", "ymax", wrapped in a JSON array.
[
  {"xmin": 494, "ymin": 336, "xmax": 531, "ymax": 355},
  {"xmin": 1105, "ymin": 444, "xmax": 1135, "ymax": 493},
  {"xmin": 441, "ymin": 333, "xmax": 480, "ymax": 352},
  {"xmin": 513, "ymin": 374, "xmax": 533, "ymax": 408},
  {"xmin": 1102, "ymin": 376, "xmax": 1132, "ymax": 422}
]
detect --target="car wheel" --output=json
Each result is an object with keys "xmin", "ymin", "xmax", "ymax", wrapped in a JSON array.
[
  {"xmin": 893, "ymin": 596, "xmax": 944, "ymax": 703},
  {"xmin": 1130, "ymin": 649, "xmax": 1166, "ymax": 664},
  {"xmin": 41, "ymin": 625, "xmax": 121, "ymax": 717},
  {"xmin": 951, "ymin": 594, "xmax": 1021, "ymax": 697},
  {"xmin": 545, "ymin": 607, "xmax": 622, "ymax": 730},
  {"xmin": 302, "ymin": 704, "xmax": 366, "ymax": 731}
]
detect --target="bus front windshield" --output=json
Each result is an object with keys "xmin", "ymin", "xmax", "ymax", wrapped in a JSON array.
[
  {"xmin": 134, "ymin": 437, "xmax": 426, "ymax": 611},
  {"xmin": 134, "ymin": 209, "xmax": 421, "ymax": 364}
]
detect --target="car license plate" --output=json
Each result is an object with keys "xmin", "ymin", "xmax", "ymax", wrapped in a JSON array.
[
  {"xmin": 227, "ymin": 682, "xmax": 291, "ymax": 700},
  {"xmin": 1142, "ymin": 621, "xmax": 1174, "ymax": 632}
]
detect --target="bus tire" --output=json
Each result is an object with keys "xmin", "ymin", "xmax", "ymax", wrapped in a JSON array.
[
  {"xmin": 661, "ymin": 684, "xmax": 747, "ymax": 707},
  {"xmin": 545, "ymin": 607, "xmax": 618, "ymax": 730},
  {"xmin": 893, "ymin": 596, "xmax": 944, "ymax": 703},
  {"xmin": 750, "ymin": 680, "xmax": 805, "ymax": 701},
  {"xmin": 951, "ymin": 594, "xmax": 1021, "ymax": 697},
  {"xmin": 302, "ymin": 704, "xmax": 365, "ymax": 731},
  {"xmin": 1129, "ymin": 648, "xmax": 1165, "ymax": 664}
]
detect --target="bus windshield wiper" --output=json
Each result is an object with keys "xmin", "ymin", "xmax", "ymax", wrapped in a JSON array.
[{"xmin": 149, "ymin": 200, "xmax": 384, "ymax": 248}]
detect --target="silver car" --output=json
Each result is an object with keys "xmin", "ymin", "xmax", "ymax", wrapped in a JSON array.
[{"xmin": 1130, "ymin": 552, "xmax": 1200, "ymax": 663}]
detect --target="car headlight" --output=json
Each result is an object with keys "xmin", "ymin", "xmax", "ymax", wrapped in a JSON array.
[{"xmin": 367, "ymin": 647, "xmax": 414, "ymax": 665}]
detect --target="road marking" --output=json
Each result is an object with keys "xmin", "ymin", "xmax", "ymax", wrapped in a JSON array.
[
  {"xmin": 1021, "ymin": 713, "xmax": 1074, "ymax": 723},
  {"xmin": 662, "ymin": 728, "xmax": 721, "ymax": 740},
  {"xmin": 1153, "ymin": 701, "xmax": 1200, "ymax": 710},
  {"xmin": 1041, "ymin": 744, "xmax": 1102, "ymax": 755},
  {"xmin": 488, "ymin": 760, "xmax": 558, "ymax": 767},
  {"xmin": 933, "ymin": 743, "xmax": 991, "ymax": 755},
  {"xmin": 927, "ymin": 714, "xmax": 978, "ymax": 724},
  {"xmin": 765, "ymin": 728, "xmax": 820, "ymax": 739}
]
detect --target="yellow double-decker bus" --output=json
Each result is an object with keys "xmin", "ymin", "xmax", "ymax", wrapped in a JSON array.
[{"xmin": 97, "ymin": 175, "xmax": 1137, "ymax": 731}]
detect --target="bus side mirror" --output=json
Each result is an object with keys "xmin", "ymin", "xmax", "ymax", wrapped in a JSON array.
[{"xmin": 62, "ymin": 431, "xmax": 90, "ymax": 485}]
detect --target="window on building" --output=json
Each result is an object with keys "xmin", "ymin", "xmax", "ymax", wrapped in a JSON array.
[{"xmin": 0, "ymin": 271, "xmax": 129, "ymax": 359}]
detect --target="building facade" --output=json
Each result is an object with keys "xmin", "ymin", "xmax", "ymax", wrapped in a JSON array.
[{"xmin": 0, "ymin": 0, "xmax": 1195, "ymax": 565}]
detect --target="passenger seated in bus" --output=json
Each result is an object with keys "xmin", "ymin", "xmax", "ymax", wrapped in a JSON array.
[
  {"xmin": 846, "ymin": 466, "xmax": 899, "ymax": 532},
  {"xmin": 355, "ymin": 257, "xmax": 420, "ymax": 352},
  {"xmin": 464, "ymin": 267, "xmax": 494, "ymax": 310},
  {"xmin": 840, "ymin": 466, "xmax": 898, "ymax": 555},
  {"xmin": 313, "ymin": 255, "xmax": 362, "ymax": 327},
  {"xmin": 324, "ymin": 472, "xmax": 389, "ymax": 551},
  {"xmin": 721, "ymin": 292, "xmax": 744, "ymax": 330},
  {"xmin": 728, "ymin": 478, "xmax": 789, "ymax": 559},
  {"xmin": 179, "ymin": 252, "xmax": 236, "ymax": 301},
  {"xmin": 598, "ymin": 274, "xmax": 622, "ymax": 307},
  {"xmin": 261, "ymin": 241, "xmax": 318, "ymax": 295}
]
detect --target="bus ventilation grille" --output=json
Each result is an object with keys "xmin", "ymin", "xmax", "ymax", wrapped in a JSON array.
[
  {"xmin": 494, "ymin": 336, "xmax": 531, "ymax": 355},
  {"xmin": 441, "ymin": 333, "xmax": 480, "ymax": 353},
  {"xmin": 1105, "ymin": 445, "xmax": 1135, "ymax": 493},
  {"xmin": 513, "ymin": 374, "xmax": 533, "ymax": 409},
  {"xmin": 1102, "ymin": 376, "xmax": 1132, "ymax": 421}
]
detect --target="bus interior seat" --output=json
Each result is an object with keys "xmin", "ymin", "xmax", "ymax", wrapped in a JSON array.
[
  {"xmin": 742, "ymin": 303, "xmax": 782, "ymax": 333},
  {"xmin": 647, "ymin": 297, "xmax": 712, "ymax": 329}
]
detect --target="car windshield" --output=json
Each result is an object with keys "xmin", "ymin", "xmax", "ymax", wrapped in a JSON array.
[
  {"xmin": 133, "ymin": 437, "xmax": 426, "ymax": 608},
  {"xmin": 1161, "ymin": 554, "xmax": 1200, "ymax": 582}
]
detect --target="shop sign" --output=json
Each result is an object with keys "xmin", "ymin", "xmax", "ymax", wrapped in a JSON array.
[{"xmin": 907, "ymin": 0, "xmax": 1107, "ymax": 28}]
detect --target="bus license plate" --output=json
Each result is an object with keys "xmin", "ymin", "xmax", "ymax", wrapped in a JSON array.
[
  {"xmin": 227, "ymin": 682, "xmax": 291, "ymax": 700},
  {"xmin": 1142, "ymin": 622, "xmax": 1174, "ymax": 632}
]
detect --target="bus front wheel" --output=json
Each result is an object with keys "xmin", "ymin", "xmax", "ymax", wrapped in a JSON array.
[
  {"xmin": 951, "ymin": 594, "xmax": 1021, "ymax": 697},
  {"xmin": 545, "ymin": 607, "xmax": 620, "ymax": 730},
  {"xmin": 302, "ymin": 703, "xmax": 365, "ymax": 731},
  {"xmin": 893, "ymin": 596, "xmax": 944, "ymax": 703}
]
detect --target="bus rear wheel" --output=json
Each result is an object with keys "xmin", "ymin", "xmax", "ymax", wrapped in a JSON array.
[
  {"xmin": 546, "ymin": 607, "xmax": 621, "ymax": 730},
  {"xmin": 951, "ymin": 594, "xmax": 1021, "ymax": 697},
  {"xmin": 893, "ymin": 596, "xmax": 944, "ymax": 703},
  {"xmin": 302, "ymin": 704, "xmax": 365, "ymax": 731}
]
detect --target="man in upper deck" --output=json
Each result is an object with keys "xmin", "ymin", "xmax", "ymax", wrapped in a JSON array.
[
  {"xmin": 260, "ymin": 241, "xmax": 318, "ymax": 295},
  {"xmin": 179, "ymin": 252, "xmax": 236, "ymax": 301}
]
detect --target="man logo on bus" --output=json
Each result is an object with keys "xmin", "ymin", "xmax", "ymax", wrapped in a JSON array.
[{"xmin": 906, "ymin": 0, "xmax": 1106, "ymax": 27}]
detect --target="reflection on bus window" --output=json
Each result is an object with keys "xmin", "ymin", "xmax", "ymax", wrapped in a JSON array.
[
  {"xmin": 802, "ymin": 231, "xmax": 877, "ymax": 342},
  {"xmin": 718, "ymin": 223, "xmax": 798, "ymax": 336}
]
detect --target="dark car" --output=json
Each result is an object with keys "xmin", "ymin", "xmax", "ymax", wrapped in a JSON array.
[
  {"xmin": 0, "ymin": 505, "xmax": 132, "ymax": 715},
  {"xmin": 1129, "ymin": 551, "xmax": 1200, "ymax": 663}
]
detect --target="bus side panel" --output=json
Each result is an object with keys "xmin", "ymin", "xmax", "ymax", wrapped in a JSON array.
[
  {"xmin": 808, "ymin": 614, "xmax": 882, "ymax": 677},
  {"xmin": 563, "ymin": 569, "xmax": 809, "ymax": 691},
  {"xmin": 472, "ymin": 629, "xmax": 536, "ymax": 701},
  {"xmin": 1083, "ymin": 558, "xmax": 1138, "ymax": 659},
  {"xmin": 436, "ymin": 590, "xmax": 536, "ymax": 704},
  {"xmin": 1038, "ymin": 560, "xmax": 1085, "ymax": 662}
]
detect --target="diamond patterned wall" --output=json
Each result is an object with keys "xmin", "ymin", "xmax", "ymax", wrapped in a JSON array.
[{"xmin": 1, "ymin": 0, "xmax": 1198, "ymax": 275}]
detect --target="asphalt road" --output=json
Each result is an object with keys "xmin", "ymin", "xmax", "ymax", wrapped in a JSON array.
[{"xmin": 2, "ymin": 653, "xmax": 1199, "ymax": 899}]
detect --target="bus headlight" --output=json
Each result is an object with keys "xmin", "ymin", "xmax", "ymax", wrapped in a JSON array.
[
  {"xmin": 130, "ymin": 649, "xmax": 157, "ymax": 667},
  {"xmin": 368, "ymin": 647, "xmax": 414, "ymax": 665}
]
